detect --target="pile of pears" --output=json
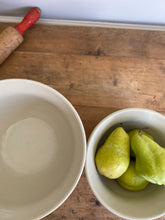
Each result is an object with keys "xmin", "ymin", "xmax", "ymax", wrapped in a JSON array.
[{"xmin": 95, "ymin": 127, "xmax": 165, "ymax": 191}]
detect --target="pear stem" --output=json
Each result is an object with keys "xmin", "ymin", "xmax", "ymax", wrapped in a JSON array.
[{"xmin": 138, "ymin": 130, "xmax": 142, "ymax": 136}]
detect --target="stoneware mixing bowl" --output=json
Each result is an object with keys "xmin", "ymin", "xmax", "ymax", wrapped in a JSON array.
[
  {"xmin": 0, "ymin": 79, "xmax": 86, "ymax": 220},
  {"xmin": 86, "ymin": 108, "xmax": 165, "ymax": 220}
]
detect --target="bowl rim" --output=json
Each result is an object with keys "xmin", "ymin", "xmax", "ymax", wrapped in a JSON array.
[
  {"xmin": 0, "ymin": 78, "xmax": 87, "ymax": 220},
  {"xmin": 85, "ymin": 108, "xmax": 165, "ymax": 220}
]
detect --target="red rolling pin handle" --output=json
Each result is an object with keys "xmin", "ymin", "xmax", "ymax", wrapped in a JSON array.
[
  {"xmin": 0, "ymin": 7, "xmax": 41, "ymax": 64},
  {"xmin": 15, "ymin": 8, "xmax": 41, "ymax": 35}
]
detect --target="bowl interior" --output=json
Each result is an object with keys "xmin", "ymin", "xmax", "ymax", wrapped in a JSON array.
[
  {"xmin": 0, "ymin": 79, "xmax": 86, "ymax": 220},
  {"xmin": 86, "ymin": 108, "xmax": 165, "ymax": 220}
]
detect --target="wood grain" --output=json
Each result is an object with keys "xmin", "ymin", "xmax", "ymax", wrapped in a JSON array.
[{"xmin": 0, "ymin": 22, "xmax": 165, "ymax": 220}]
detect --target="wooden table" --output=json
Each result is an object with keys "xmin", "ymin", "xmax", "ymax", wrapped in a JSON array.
[{"xmin": 0, "ymin": 22, "xmax": 165, "ymax": 220}]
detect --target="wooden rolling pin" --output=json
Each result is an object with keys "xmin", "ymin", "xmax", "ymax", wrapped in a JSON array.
[{"xmin": 0, "ymin": 7, "xmax": 41, "ymax": 64}]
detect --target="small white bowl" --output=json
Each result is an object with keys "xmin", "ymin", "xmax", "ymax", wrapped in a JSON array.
[
  {"xmin": 0, "ymin": 79, "xmax": 86, "ymax": 220},
  {"xmin": 86, "ymin": 108, "xmax": 165, "ymax": 220}
]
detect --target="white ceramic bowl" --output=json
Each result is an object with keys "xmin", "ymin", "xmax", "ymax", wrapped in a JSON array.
[
  {"xmin": 0, "ymin": 79, "xmax": 86, "ymax": 220},
  {"xmin": 86, "ymin": 108, "xmax": 165, "ymax": 220}
]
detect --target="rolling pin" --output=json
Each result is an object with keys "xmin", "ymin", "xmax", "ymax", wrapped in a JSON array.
[{"xmin": 0, "ymin": 7, "xmax": 41, "ymax": 65}]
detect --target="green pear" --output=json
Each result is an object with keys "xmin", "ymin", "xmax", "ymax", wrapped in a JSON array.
[
  {"xmin": 128, "ymin": 130, "xmax": 153, "ymax": 157},
  {"xmin": 95, "ymin": 127, "xmax": 130, "ymax": 179},
  {"xmin": 128, "ymin": 129, "xmax": 153, "ymax": 141},
  {"xmin": 117, "ymin": 160, "xmax": 149, "ymax": 191},
  {"xmin": 131, "ymin": 133, "xmax": 165, "ymax": 185}
]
